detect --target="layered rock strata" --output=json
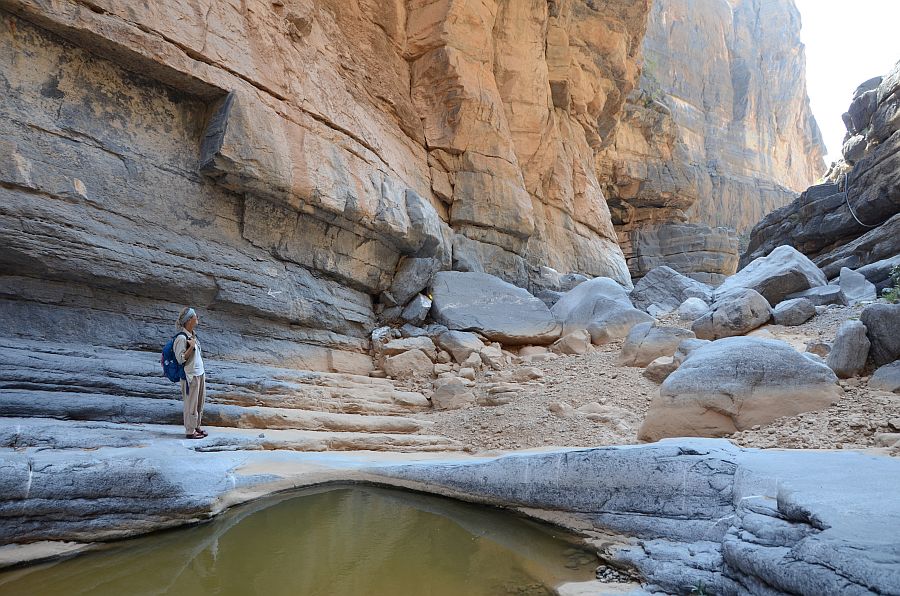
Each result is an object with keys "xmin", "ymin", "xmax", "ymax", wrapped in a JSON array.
[
  {"xmin": 0, "ymin": 0, "xmax": 654, "ymax": 376},
  {"xmin": 599, "ymin": 0, "xmax": 825, "ymax": 283},
  {"xmin": 744, "ymin": 63, "xmax": 900, "ymax": 280}
]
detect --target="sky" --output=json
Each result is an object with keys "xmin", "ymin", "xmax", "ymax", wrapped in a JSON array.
[{"xmin": 793, "ymin": 0, "xmax": 900, "ymax": 166}]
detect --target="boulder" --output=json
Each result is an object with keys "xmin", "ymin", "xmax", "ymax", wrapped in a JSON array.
[
  {"xmin": 383, "ymin": 349, "xmax": 435, "ymax": 380},
  {"xmin": 587, "ymin": 309, "xmax": 656, "ymax": 345},
  {"xmin": 643, "ymin": 356, "xmax": 677, "ymax": 384},
  {"xmin": 718, "ymin": 245, "xmax": 827, "ymax": 305},
  {"xmin": 692, "ymin": 288, "xmax": 772, "ymax": 340},
  {"xmin": 870, "ymin": 361, "xmax": 900, "ymax": 393},
  {"xmin": 559, "ymin": 273, "xmax": 590, "ymax": 292},
  {"xmin": 618, "ymin": 323, "xmax": 696, "ymax": 367},
  {"xmin": 787, "ymin": 285, "xmax": 848, "ymax": 306},
  {"xmin": 401, "ymin": 294, "xmax": 432, "ymax": 326},
  {"xmin": 431, "ymin": 380, "xmax": 475, "ymax": 410},
  {"xmin": 389, "ymin": 257, "xmax": 441, "ymax": 306},
  {"xmin": 629, "ymin": 266, "xmax": 713, "ymax": 314},
  {"xmin": 550, "ymin": 330, "xmax": 592, "ymax": 355},
  {"xmin": 806, "ymin": 340, "xmax": 832, "ymax": 358},
  {"xmin": 639, "ymin": 337, "xmax": 842, "ymax": 441},
  {"xmin": 551, "ymin": 277, "xmax": 632, "ymax": 331},
  {"xmin": 479, "ymin": 345, "xmax": 507, "ymax": 370},
  {"xmin": 382, "ymin": 336, "xmax": 438, "ymax": 361},
  {"xmin": 435, "ymin": 330, "xmax": 484, "ymax": 364},
  {"xmin": 772, "ymin": 298, "xmax": 815, "ymax": 326},
  {"xmin": 535, "ymin": 289, "xmax": 564, "ymax": 308},
  {"xmin": 430, "ymin": 271, "xmax": 561, "ymax": 345},
  {"xmin": 551, "ymin": 276, "xmax": 652, "ymax": 344},
  {"xmin": 839, "ymin": 267, "xmax": 877, "ymax": 305},
  {"xmin": 827, "ymin": 320, "xmax": 870, "ymax": 378},
  {"xmin": 677, "ymin": 297, "xmax": 709, "ymax": 321},
  {"xmin": 861, "ymin": 303, "xmax": 900, "ymax": 366}
]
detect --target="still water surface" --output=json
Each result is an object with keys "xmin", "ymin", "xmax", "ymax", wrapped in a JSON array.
[{"xmin": 0, "ymin": 485, "xmax": 598, "ymax": 595}]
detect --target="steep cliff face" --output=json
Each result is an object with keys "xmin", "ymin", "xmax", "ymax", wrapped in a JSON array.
[
  {"xmin": 743, "ymin": 62, "xmax": 900, "ymax": 287},
  {"xmin": 598, "ymin": 0, "xmax": 826, "ymax": 283},
  {"xmin": 0, "ymin": 0, "xmax": 649, "ymax": 371}
]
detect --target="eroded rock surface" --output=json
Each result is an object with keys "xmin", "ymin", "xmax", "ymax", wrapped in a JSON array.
[
  {"xmin": 744, "ymin": 63, "xmax": 900, "ymax": 277},
  {"xmin": 0, "ymin": 0, "xmax": 653, "ymax": 372},
  {"xmin": 600, "ymin": 0, "xmax": 825, "ymax": 282}
]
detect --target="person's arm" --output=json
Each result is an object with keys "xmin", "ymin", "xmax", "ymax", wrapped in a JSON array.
[{"xmin": 174, "ymin": 334, "xmax": 192, "ymax": 364}]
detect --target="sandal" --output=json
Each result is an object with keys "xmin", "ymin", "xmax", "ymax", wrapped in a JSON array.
[
  {"xmin": 195, "ymin": 427, "xmax": 208, "ymax": 437},
  {"xmin": 185, "ymin": 431, "xmax": 204, "ymax": 439}
]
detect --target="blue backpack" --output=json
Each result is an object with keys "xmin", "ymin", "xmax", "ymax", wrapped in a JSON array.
[{"xmin": 161, "ymin": 332, "xmax": 188, "ymax": 382}]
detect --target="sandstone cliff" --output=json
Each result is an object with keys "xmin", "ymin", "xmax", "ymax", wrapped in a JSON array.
[
  {"xmin": 743, "ymin": 62, "xmax": 900, "ymax": 288},
  {"xmin": 598, "ymin": 0, "xmax": 826, "ymax": 283},
  {"xmin": 0, "ymin": 0, "xmax": 650, "ymax": 371}
]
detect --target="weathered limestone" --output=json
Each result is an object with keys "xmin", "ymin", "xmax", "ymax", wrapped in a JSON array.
[
  {"xmin": 640, "ymin": 337, "xmax": 842, "ymax": 440},
  {"xmin": 860, "ymin": 303, "xmax": 900, "ymax": 366},
  {"xmin": 718, "ymin": 246, "xmax": 827, "ymax": 306},
  {"xmin": 870, "ymin": 361, "xmax": 900, "ymax": 393},
  {"xmin": 430, "ymin": 272, "xmax": 561, "ymax": 345},
  {"xmin": 618, "ymin": 323, "xmax": 695, "ymax": 367},
  {"xmin": 772, "ymin": 298, "xmax": 815, "ymax": 327},
  {"xmin": 551, "ymin": 277, "xmax": 653, "ymax": 344},
  {"xmin": 692, "ymin": 288, "xmax": 772, "ymax": 340},
  {"xmin": 743, "ymin": 64, "xmax": 900, "ymax": 277},
  {"xmin": 839, "ymin": 266, "xmax": 877, "ymax": 305},
  {"xmin": 628, "ymin": 266, "xmax": 712, "ymax": 314},
  {"xmin": 827, "ymin": 320, "xmax": 870, "ymax": 379},
  {"xmin": 600, "ymin": 0, "xmax": 824, "ymax": 281}
]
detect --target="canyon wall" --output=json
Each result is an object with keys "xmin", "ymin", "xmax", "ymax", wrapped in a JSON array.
[
  {"xmin": 0, "ymin": 0, "xmax": 648, "ymax": 372},
  {"xmin": 743, "ymin": 62, "xmax": 900, "ymax": 288},
  {"xmin": 598, "ymin": 0, "xmax": 826, "ymax": 283}
]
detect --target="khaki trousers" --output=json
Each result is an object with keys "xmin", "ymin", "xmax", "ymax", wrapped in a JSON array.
[{"xmin": 180, "ymin": 374, "xmax": 206, "ymax": 435}]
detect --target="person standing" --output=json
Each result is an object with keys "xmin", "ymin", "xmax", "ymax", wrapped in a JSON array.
[{"xmin": 174, "ymin": 307, "xmax": 207, "ymax": 439}]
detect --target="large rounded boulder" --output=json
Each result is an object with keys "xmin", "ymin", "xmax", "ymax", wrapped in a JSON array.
[
  {"xmin": 550, "ymin": 277, "xmax": 653, "ymax": 344},
  {"xmin": 638, "ymin": 337, "xmax": 843, "ymax": 441},
  {"xmin": 716, "ymin": 245, "xmax": 826, "ymax": 305}
]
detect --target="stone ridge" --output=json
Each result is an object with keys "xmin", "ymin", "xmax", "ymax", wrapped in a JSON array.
[
  {"xmin": 0, "ymin": 0, "xmax": 651, "ymax": 370},
  {"xmin": 598, "ymin": 0, "xmax": 825, "ymax": 282},
  {"xmin": 743, "ymin": 61, "xmax": 900, "ymax": 280}
]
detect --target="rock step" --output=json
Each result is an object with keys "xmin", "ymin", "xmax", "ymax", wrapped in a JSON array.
[
  {"xmin": 0, "ymin": 391, "xmax": 429, "ymax": 435},
  {"xmin": 0, "ymin": 418, "xmax": 461, "ymax": 453},
  {"xmin": 0, "ymin": 339, "xmax": 429, "ymax": 415}
]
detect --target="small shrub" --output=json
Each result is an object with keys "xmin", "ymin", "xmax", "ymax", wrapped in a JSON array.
[{"xmin": 881, "ymin": 265, "xmax": 900, "ymax": 304}]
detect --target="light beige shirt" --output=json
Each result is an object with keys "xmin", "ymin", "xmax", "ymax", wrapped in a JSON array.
[{"xmin": 173, "ymin": 327, "xmax": 205, "ymax": 378}]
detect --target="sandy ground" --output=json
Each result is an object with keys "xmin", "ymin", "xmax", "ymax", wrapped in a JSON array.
[{"xmin": 415, "ymin": 304, "xmax": 900, "ymax": 454}]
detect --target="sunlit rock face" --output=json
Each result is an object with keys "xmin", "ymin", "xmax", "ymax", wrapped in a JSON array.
[
  {"xmin": 598, "ymin": 0, "xmax": 826, "ymax": 284},
  {"xmin": 0, "ymin": 0, "xmax": 651, "ymax": 370}
]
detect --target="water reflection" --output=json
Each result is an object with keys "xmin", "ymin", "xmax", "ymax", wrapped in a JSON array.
[{"xmin": 0, "ymin": 485, "xmax": 598, "ymax": 596}]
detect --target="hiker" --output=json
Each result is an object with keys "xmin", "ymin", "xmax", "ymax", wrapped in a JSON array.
[{"xmin": 174, "ymin": 307, "xmax": 207, "ymax": 439}]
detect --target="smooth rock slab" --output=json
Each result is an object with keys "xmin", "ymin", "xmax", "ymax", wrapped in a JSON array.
[
  {"xmin": 692, "ymin": 288, "xmax": 772, "ymax": 340},
  {"xmin": 827, "ymin": 320, "xmax": 870, "ymax": 378},
  {"xmin": 718, "ymin": 245, "xmax": 827, "ymax": 305},
  {"xmin": 430, "ymin": 271, "xmax": 561, "ymax": 345},
  {"xmin": 786, "ymin": 284, "xmax": 848, "ymax": 306},
  {"xmin": 640, "ymin": 337, "xmax": 842, "ymax": 441},
  {"xmin": 772, "ymin": 297, "xmax": 815, "ymax": 326},
  {"xmin": 839, "ymin": 266, "xmax": 877, "ymax": 305}
]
